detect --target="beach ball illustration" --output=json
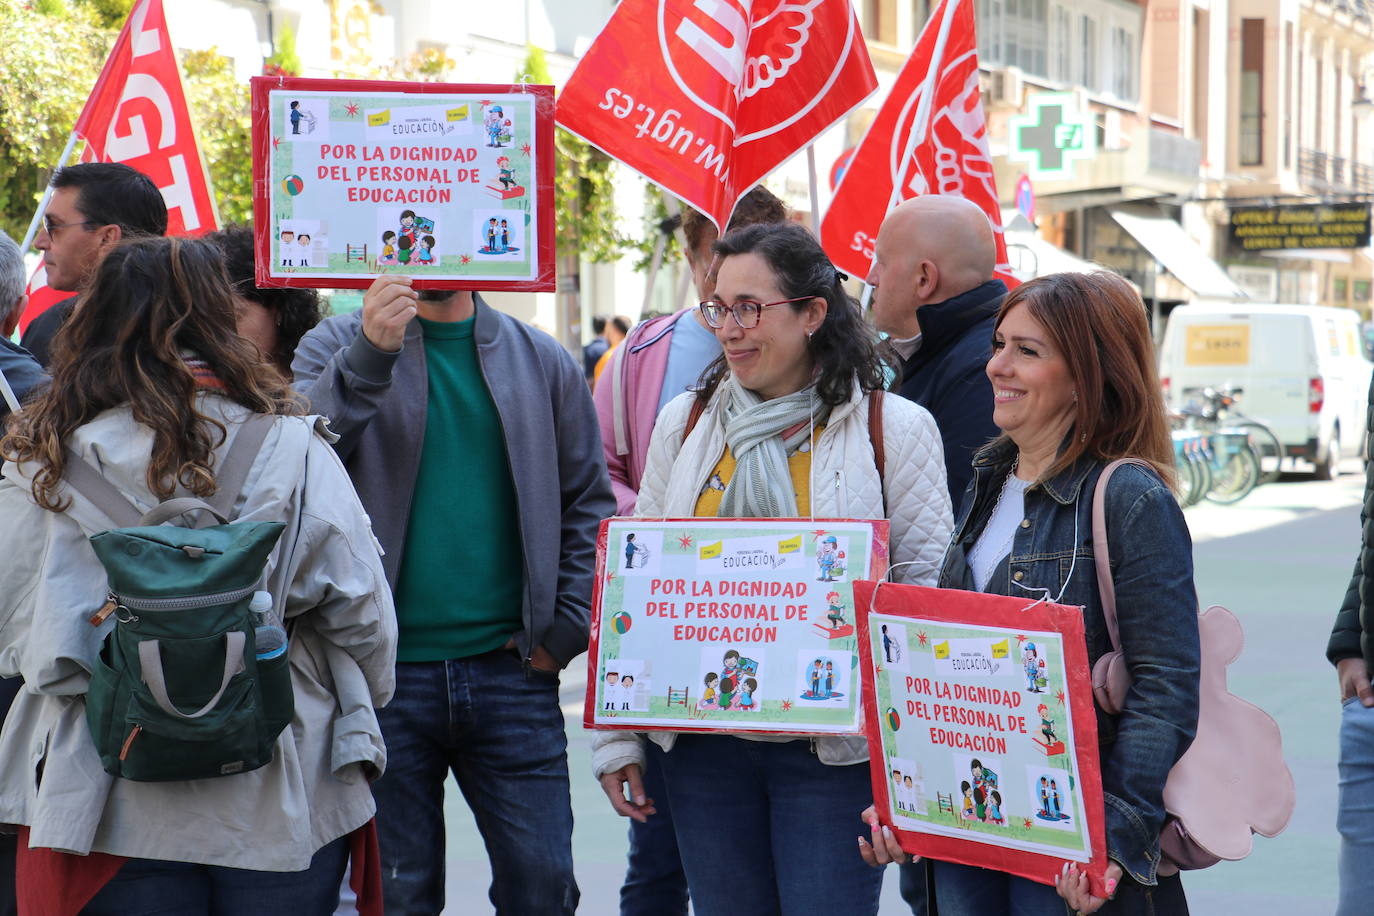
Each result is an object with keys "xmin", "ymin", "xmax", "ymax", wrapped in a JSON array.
[
  {"xmin": 885, "ymin": 707, "xmax": 901, "ymax": 730},
  {"xmin": 611, "ymin": 612, "xmax": 632, "ymax": 634},
  {"xmin": 281, "ymin": 174, "xmax": 305, "ymax": 196}
]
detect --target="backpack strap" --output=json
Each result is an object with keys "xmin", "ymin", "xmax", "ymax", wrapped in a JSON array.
[
  {"xmin": 208, "ymin": 413, "xmax": 275, "ymax": 520},
  {"xmin": 684, "ymin": 397, "xmax": 707, "ymax": 440},
  {"xmin": 1091, "ymin": 458, "xmax": 1157, "ymax": 652},
  {"xmin": 62, "ymin": 413, "xmax": 275, "ymax": 530}
]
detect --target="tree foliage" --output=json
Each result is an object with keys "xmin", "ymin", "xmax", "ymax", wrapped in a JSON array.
[
  {"xmin": 0, "ymin": 0, "xmax": 111, "ymax": 241},
  {"xmin": 515, "ymin": 46, "xmax": 622, "ymax": 263},
  {"xmin": 181, "ymin": 48, "xmax": 252, "ymax": 226},
  {"xmin": 262, "ymin": 23, "xmax": 301, "ymax": 77}
]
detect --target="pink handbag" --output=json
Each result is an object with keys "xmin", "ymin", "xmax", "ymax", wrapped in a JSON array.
[{"xmin": 1088, "ymin": 459, "xmax": 1294, "ymax": 875}]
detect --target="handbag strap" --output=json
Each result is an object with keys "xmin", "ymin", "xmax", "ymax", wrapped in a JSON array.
[
  {"xmin": 1091, "ymin": 458, "xmax": 1157, "ymax": 652},
  {"xmin": 0, "ymin": 364, "xmax": 20, "ymax": 415},
  {"xmin": 63, "ymin": 413, "xmax": 275, "ymax": 529}
]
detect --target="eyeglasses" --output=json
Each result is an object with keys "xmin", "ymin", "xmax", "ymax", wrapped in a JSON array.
[
  {"xmin": 42, "ymin": 215, "xmax": 99, "ymax": 238},
  {"xmin": 698, "ymin": 296, "xmax": 815, "ymax": 329}
]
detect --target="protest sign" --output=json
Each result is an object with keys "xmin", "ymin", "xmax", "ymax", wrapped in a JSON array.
[
  {"xmin": 586, "ymin": 519, "xmax": 888, "ymax": 736},
  {"xmin": 250, "ymin": 76, "xmax": 554, "ymax": 291},
  {"xmin": 555, "ymin": 0, "xmax": 876, "ymax": 232},
  {"xmin": 856, "ymin": 580, "xmax": 1109, "ymax": 896}
]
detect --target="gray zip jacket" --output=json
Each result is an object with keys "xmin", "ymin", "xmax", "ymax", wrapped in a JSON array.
[{"xmin": 292, "ymin": 295, "xmax": 615, "ymax": 668}]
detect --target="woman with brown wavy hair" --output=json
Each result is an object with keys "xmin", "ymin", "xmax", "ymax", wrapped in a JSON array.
[
  {"xmin": 863, "ymin": 272, "xmax": 1200, "ymax": 915},
  {"xmin": 0, "ymin": 236, "xmax": 396, "ymax": 915}
]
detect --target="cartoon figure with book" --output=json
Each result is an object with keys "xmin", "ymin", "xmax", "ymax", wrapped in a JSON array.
[
  {"xmin": 496, "ymin": 155, "xmax": 516, "ymax": 189},
  {"xmin": 1038, "ymin": 703, "xmax": 1058, "ymax": 745},
  {"xmin": 825, "ymin": 591, "xmax": 846, "ymax": 629}
]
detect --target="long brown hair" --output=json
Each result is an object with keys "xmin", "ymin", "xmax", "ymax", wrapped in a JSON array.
[
  {"xmin": 994, "ymin": 271, "xmax": 1175, "ymax": 488},
  {"xmin": 3, "ymin": 235, "xmax": 302, "ymax": 511}
]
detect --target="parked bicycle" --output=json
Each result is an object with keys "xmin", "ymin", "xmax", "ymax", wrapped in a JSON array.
[{"xmin": 1177, "ymin": 385, "xmax": 1285, "ymax": 485}]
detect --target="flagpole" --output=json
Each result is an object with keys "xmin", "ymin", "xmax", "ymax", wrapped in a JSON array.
[
  {"xmin": 19, "ymin": 132, "xmax": 80, "ymax": 253},
  {"xmin": 888, "ymin": 0, "xmax": 962, "ymax": 212},
  {"xmin": 806, "ymin": 146, "xmax": 821, "ymax": 233}
]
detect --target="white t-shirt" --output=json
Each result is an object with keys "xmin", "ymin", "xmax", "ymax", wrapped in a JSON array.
[{"xmin": 968, "ymin": 474, "xmax": 1031, "ymax": 591}]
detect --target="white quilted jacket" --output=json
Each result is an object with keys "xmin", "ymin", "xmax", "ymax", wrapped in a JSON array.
[{"xmin": 591, "ymin": 380, "xmax": 954, "ymax": 778}]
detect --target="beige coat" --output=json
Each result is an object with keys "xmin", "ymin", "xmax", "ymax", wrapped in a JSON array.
[{"xmin": 0, "ymin": 396, "xmax": 396, "ymax": 871}]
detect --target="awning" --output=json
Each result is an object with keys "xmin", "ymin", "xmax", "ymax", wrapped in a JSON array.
[
  {"xmin": 998, "ymin": 209, "xmax": 1110, "ymax": 280},
  {"xmin": 1109, "ymin": 206, "xmax": 1248, "ymax": 300}
]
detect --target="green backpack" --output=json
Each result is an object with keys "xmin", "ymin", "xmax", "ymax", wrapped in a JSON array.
[{"xmin": 65, "ymin": 414, "xmax": 295, "ymax": 781}]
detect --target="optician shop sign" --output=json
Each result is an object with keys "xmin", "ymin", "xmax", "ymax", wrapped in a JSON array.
[{"xmin": 1228, "ymin": 203, "xmax": 1371, "ymax": 251}]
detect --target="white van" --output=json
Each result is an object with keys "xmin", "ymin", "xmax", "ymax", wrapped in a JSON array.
[{"xmin": 1158, "ymin": 303, "xmax": 1372, "ymax": 478}]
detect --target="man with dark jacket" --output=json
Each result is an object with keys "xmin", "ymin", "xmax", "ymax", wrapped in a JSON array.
[
  {"xmin": 20, "ymin": 163, "xmax": 167, "ymax": 367},
  {"xmin": 0, "ymin": 232, "xmax": 44, "ymax": 422},
  {"xmin": 867, "ymin": 195, "xmax": 1006, "ymax": 508},
  {"xmin": 1330, "ymin": 374, "xmax": 1374, "ymax": 912},
  {"xmin": 293, "ymin": 276, "xmax": 614, "ymax": 915}
]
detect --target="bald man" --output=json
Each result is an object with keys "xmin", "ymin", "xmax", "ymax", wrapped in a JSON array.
[{"xmin": 867, "ymin": 195, "xmax": 1006, "ymax": 505}]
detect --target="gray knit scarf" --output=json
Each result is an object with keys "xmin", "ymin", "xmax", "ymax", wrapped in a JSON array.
[{"xmin": 717, "ymin": 375, "xmax": 829, "ymax": 518}]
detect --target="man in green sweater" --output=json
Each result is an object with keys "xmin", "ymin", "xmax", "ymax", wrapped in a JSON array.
[{"xmin": 293, "ymin": 275, "xmax": 614, "ymax": 916}]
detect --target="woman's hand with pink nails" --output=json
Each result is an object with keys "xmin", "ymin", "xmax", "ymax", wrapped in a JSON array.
[
  {"xmin": 1054, "ymin": 860, "xmax": 1122, "ymax": 913},
  {"xmin": 857, "ymin": 805, "xmax": 915, "ymax": 867}
]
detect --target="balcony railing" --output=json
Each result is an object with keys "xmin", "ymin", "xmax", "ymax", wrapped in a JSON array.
[{"xmin": 1299, "ymin": 147, "xmax": 1373, "ymax": 193}]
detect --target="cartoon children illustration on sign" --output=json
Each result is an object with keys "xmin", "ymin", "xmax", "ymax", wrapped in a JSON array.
[
  {"xmin": 414, "ymin": 235, "xmax": 436, "ymax": 265},
  {"xmin": 499, "ymin": 219, "xmax": 510, "ymax": 252},
  {"xmin": 1023, "ymin": 642, "xmax": 1047, "ymax": 693},
  {"xmin": 969, "ymin": 758, "xmax": 999, "ymax": 820},
  {"xmin": 619, "ymin": 675, "xmax": 634, "ymax": 711},
  {"xmin": 603, "ymin": 671, "xmax": 620, "ymax": 711},
  {"xmin": 622, "ymin": 533, "xmax": 649, "ymax": 570},
  {"xmin": 297, "ymin": 234, "xmax": 312, "ymax": 267},
  {"xmin": 1037, "ymin": 703, "xmax": 1060, "ymax": 749},
  {"xmin": 485, "ymin": 218, "xmax": 498, "ymax": 253},
  {"xmin": 960, "ymin": 781, "xmax": 976, "ymax": 820},
  {"xmin": 718, "ymin": 650, "xmax": 742, "ymax": 708},
  {"xmin": 1034, "ymin": 775, "xmax": 1071, "ymax": 821},
  {"xmin": 985, "ymin": 790, "xmax": 1005, "ymax": 825},
  {"xmin": 817, "ymin": 536, "xmax": 840, "ymax": 581},
  {"xmin": 700, "ymin": 672, "xmax": 719, "ymax": 709},
  {"xmin": 484, "ymin": 105, "xmax": 505, "ymax": 147},
  {"xmin": 378, "ymin": 230, "xmax": 398, "ymax": 265},
  {"xmin": 808, "ymin": 658, "xmax": 822, "ymax": 697},
  {"xmin": 735, "ymin": 677, "xmax": 757, "ymax": 710},
  {"xmin": 497, "ymin": 155, "xmax": 516, "ymax": 189},
  {"xmin": 290, "ymin": 100, "xmax": 302, "ymax": 135},
  {"xmin": 825, "ymin": 591, "xmax": 846, "ymax": 630},
  {"xmin": 881, "ymin": 624, "xmax": 898, "ymax": 664},
  {"xmin": 398, "ymin": 210, "xmax": 419, "ymax": 248},
  {"xmin": 279, "ymin": 230, "xmax": 295, "ymax": 266},
  {"xmin": 823, "ymin": 661, "xmax": 834, "ymax": 698},
  {"xmin": 397, "ymin": 236, "xmax": 413, "ymax": 265},
  {"xmin": 891, "ymin": 769, "xmax": 905, "ymax": 813}
]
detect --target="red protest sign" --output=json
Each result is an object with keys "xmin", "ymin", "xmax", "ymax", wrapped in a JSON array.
[
  {"xmin": 819, "ymin": 0, "xmax": 1014, "ymax": 285},
  {"xmin": 556, "ymin": 0, "xmax": 876, "ymax": 231},
  {"xmin": 855, "ymin": 580, "xmax": 1109, "ymax": 897},
  {"xmin": 21, "ymin": 0, "xmax": 218, "ymax": 330}
]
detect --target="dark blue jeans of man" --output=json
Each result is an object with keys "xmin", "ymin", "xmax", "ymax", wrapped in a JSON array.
[
  {"xmin": 620, "ymin": 740, "xmax": 689, "ymax": 916},
  {"xmin": 656, "ymin": 734, "xmax": 882, "ymax": 916},
  {"xmin": 372, "ymin": 652, "xmax": 577, "ymax": 915},
  {"xmin": 81, "ymin": 835, "xmax": 348, "ymax": 915}
]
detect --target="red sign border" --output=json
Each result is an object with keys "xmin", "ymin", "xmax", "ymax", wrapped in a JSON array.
[
  {"xmin": 584, "ymin": 516, "xmax": 890, "ymax": 737},
  {"xmin": 855, "ymin": 579, "xmax": 1110, "ymax": 897},
  {"xmin": 249, "ymin": 76, "xmax": 556, "ymax": 292}
]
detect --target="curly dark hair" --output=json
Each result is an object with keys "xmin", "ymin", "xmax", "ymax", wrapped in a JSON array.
[
  {"xmin": 696, "ymin": 222, "xmax": 888, "ymax": 407},
  {"xmin": 2, "ymin": 236, "xmax": 302, "ymax": 512},
  {"xmin": 206, "ymin": 225, "xmax": 323, "ymax": 375}
]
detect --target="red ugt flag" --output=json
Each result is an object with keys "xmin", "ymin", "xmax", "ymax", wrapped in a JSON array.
[
  {"xmin": 21, "ymin": 0, "xmax": 218, "ymax": 332},
  {"xmin": 820, "ymin": 0, "xmax": 1014, "ymax": 284},
  {"xmin": 556, "ymin": 0, "xmax": 877, "ymax": 232}
]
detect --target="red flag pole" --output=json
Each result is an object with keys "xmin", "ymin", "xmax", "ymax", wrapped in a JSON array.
[
  {"xmin": 18, "ymin": 132, "xmax": 80, "ymax": 253},
  {"xmin": 806, "ymin": 146, "xmax": 821, "ymax": 234},
  {"xmin": 888, "ymin": 0, "xmax": 963, "ymax": 212}
]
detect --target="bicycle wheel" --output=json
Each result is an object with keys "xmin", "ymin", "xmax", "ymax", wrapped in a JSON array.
[
  {"xmin": 1205, "ymin": 445, "xmax": 1261, "ymax": 505},
  {"xmin": 1190, "ymin": 442, "xmax": 1214, "ymax": 506},
  {"xmin": 1177, "ymin": 450, "xmax": 1200, "ymax": 507},
  {"xmin": 1235, "ymin": 420, "xmax": 1285, "ymax": 484}
]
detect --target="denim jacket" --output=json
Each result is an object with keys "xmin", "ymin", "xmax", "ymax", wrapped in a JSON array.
[{"xmin": 939, "ymin": 440, "xmax": 1200, "ymax": 885}]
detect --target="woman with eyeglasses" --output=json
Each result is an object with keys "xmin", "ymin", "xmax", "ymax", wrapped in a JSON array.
[{"xmin": 592, "ymin": 221, "xmax": 953, "ymax": 915}]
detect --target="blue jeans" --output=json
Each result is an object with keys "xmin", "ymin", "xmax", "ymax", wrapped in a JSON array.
[
  {"xmin": 81, "ymin": 836, "xmax": 348, "ymax": 915},
  {"xmin": 656, "ymin": 735, "xmax": 882, "ymax": 916},
  {"xmin": 1339, "ymin": 697, "xmax": 1374, "ymax": 915},
  {"xmin": 620, "ymin": 741, "xmax": 689, "ymax": 915},
  {"xmin": 932, "ymin": 860, "xmax": 1187, "ymax": 916},
  {"xmin": 372, "ymin": 652, "xmax": 576, "ymax": 915},
  {"xmin": 898, "ymin": 860, "xmax": 929, "ymax": 914}
]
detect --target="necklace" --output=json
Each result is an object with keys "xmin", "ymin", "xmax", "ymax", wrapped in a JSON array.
[{"xmin": 970, "ymin": 459, "xmax": 1023, "ymax": 579}]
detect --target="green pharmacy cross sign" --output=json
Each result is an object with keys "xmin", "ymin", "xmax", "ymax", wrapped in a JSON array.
[{"xmin": 1007, "ymin": 93, "xmax": 1097, "ymax": 181}]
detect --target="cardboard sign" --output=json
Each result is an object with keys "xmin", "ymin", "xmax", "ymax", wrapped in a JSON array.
[
  {"xmin": 856, "ymin": 580, "xmax": 1109, "ymax": 896},
  {"xmin": 586, "ymin": 519, "xmax": 888, "ymax": 736},
  {"xmin": 250, "ymin": 76, "xmax": 555, "ymax": 291}
]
